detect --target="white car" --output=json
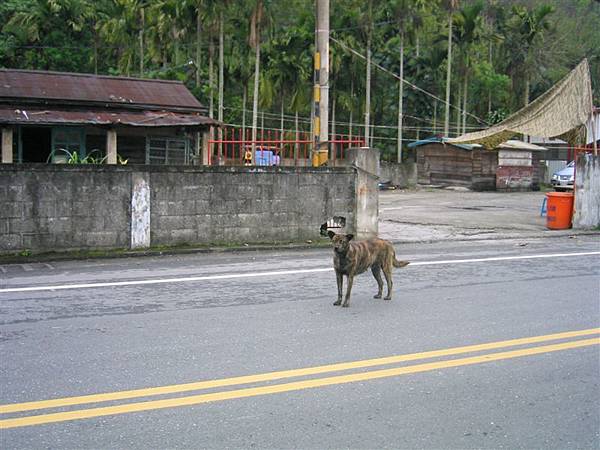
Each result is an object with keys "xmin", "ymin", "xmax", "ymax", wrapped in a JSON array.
[{"xmin": 551, "ymin": 161, "xmax": 574, "ymax": 191}]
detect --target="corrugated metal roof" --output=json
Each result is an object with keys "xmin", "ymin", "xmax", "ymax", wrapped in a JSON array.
[
  {"xmin": 407, "ymin": 136, "xmax": 476, "ymax": 150},
  {"xmin": 0, "ymin": 69, "xmax": 205, "ymax": 112},
  {"xmin": 408, "ymin": 136, "xmax": 546, "ymax": 151},
  {"xmin": 0, "ymin": 107, "xmax": 219, "ymax": 127}
]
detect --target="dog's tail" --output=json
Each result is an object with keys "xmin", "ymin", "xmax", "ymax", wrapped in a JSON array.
[{"xmin": 393, "ymin": 259, "xmax": 410, "ymax": 268}]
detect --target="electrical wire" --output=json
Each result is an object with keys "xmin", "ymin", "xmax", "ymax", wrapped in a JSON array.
[{"xmin": 330, "ymin": 35, "xmax": 489, "ymax": 126}]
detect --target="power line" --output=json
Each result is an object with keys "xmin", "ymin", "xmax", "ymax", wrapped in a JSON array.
[
  {"xmin": 329, "ymin": 35, "xmax": 489, "ymax": 127},
  {"xmin": 219, "ymin": 118, "xmax": 481, "ymax": 137},
  {"xmin": 331, "ymin": 20, "xmax": 396, "ymax": 33},
  {"xmin": 223, "ymin": 105, "xmax": 482, "ymax": 132}
]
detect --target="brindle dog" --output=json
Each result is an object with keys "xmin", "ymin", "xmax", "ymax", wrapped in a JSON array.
[{"xmin": 328, "ymin": 231, "xmax": 409, "ymax": 307}]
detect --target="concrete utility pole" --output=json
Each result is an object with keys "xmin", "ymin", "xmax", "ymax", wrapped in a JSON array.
[{"xmin": 313, "ymin": 0, "xmax": 329, "ymax": 167}]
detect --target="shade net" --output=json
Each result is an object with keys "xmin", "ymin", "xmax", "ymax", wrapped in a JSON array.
[{"xmin": 447, "ymin": 59, "xmax": 592, "ymax": 149}]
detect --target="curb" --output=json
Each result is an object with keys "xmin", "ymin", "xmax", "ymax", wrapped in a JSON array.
[
  {"xmin": 1, "ymin": 230, "xmax": 598, "ymax": 265},
  {"xmin": 0, "ymin": 240, "xmax": 333, "ymax": 265},
  {"xmin": 387, "ymin": 230, "xmax": 600, "ymax": 245}
]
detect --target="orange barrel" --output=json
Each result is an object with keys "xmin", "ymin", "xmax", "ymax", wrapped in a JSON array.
[{"xmin": 546, "ymin": 192, "xmax": 574, "ymax": 230}]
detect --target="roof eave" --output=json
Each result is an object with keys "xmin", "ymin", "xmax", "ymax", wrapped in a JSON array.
[{"xmin": 0, "ymin": 97, "xmax": 208, "ymax": 115}]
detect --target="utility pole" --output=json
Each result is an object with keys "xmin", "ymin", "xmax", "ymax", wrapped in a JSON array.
[{"xmin": 313, "ymin": 0, "xmax": 329, "ymax": 167}]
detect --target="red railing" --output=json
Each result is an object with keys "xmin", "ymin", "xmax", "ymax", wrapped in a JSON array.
[
  {"xmin": 207, "ymin": 127, "xmax": 365, "ymax": 166},
  {"xmin": 572, "ymin": 144, "xmax": 598, "ymax": 156}
]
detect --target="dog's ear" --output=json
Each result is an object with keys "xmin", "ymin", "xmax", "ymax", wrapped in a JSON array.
[
  {"xmin": 346, "ymin": 234, "xmax": 354, "ymax": 241},
  {"xmin": 327, "ymin": 230, "xmax": 336, "ymax": 240},
  {"xmin": 320, "ymin": 222, "xmax": 328, "ymax": 236}
]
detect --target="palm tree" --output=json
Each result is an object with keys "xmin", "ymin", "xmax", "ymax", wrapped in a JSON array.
[
  {"xmin": 218, "ymin": 7, "xmax": 225, "ymax": 126},
  {"xmin": 147, "ymin": 0, "xmax": 187, "ymax": 69},
  {"xmin": 442, "ymin": 0, "xmax": 459, "ymax": 136},
  {"xmin": 408, "ymin": 44, "xmax": 448, "ymax": 135},
  {"xmin": 181, "ymin": 0, "xmax": 207, "ymax": 87},
  {"xmin": 214, "ymin": 1, "xmax": 228, "ymax": 163},
  {"xmin": 330, "ymin": 1, "xmax": 362, "ymax": 146},
  {"xmin": 482, "ymin": 1, "xmax": 508, "ymax": 115},
  {"xmin": 453, "ymin": 1, "xmax": 484, "ymax": 134},
  {"xmin": 138, "ymin": 3, "xmax": 146, "ymax": 75},
  {"xmin": 262, "ymin": 25, "xmax": 312, "ymax": 149},
  {"xmin": 390, "ymin": 0, "xmax": 425, "ymax": 162},
  {"xmin": 506, "ymin": 4, "xmax": 554, "ymax": 107},
  {"xmin": 362, "ymin": 0, "xmax": 374, "ymax": 146},
  {"xmin": 77, "ymin": 0, "xmax": 108, "ymax": 74},
  {"xmin": 249, "ymin": 0, "xmax": 266, "ymax": 158},
  {"xmin": 195, "ymin": 2, "xmax": 204, "ymax": 87},
  {"xmin": 351, "ymin": 0, "xmax": 384, "ymax": 147},
  {"xmin": 225, "ymin": 30, "xmax": 254, "ymax": 139},
  {"xmin": 7, "ymin": 0, "xmax": 93, "ymax": 43},
  {"xmin": 98, "ymin": 0, "xmax": 142, "ymax": 75},
  {"xmin": 7, "ymin": 0, "xmax": 100, "ymax": 72}
]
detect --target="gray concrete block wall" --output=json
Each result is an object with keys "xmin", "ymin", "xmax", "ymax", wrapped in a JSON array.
[
  {"xmin": 347, "ymin": 148, "xmax": 379, "ymax": 239},
  {"xmin": 1, "ymin": 164, "xmax": 357, "ymax": 254},
  {"xmin": 573, "ymin": 154, "xmax": 600, "ymax": 229},
  {"xmin": 149, "ymin": 167, "xmax": 356, "ymax": 246},
  {"xmin": 379, "ymin": 161, "xmax": 417, "ymax": 188},
  {"xmin": 0, "ymin": 165, "xmax": 131, "ymax": 253}
]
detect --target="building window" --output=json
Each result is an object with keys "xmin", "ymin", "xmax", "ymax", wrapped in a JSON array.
[
  {"xmin": 51, "ymin": 127, "xmax": 86, "ymax": 162},
  {"xmin": 146, "ymin": 137, "xmax": 191, "ymax": 165}
]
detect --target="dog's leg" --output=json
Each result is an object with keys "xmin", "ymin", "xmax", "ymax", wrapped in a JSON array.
[
  {"xmin": 371, "ymin": 265, "xmax": 383, "ymax": 299},
  {"xmin": 382, "ymin": 266, "xmax": 393, "ymax": 300},
  {"xmin": 333, "ymin": 271, "xmax": 343, "ymax": 306},
  {"xmin": 342, "ymin": 274, "xmax": 354, "ymax": 307}
]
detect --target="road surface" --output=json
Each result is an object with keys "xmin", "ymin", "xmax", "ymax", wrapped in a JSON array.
[{"xmin": 1, "ymin": 236, "xmax": 599, "ymax": 448}]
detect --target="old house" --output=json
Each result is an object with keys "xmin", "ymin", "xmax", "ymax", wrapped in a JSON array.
[
  {"xmin": 0, "ymin": 69, "xmax": 218, "ymax": 165},
  {"xmin": 409, "ymin": 137, "xmax": 547, "ymax": 191}
]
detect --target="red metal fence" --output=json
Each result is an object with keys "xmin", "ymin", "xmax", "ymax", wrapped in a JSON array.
[
  {"xmin": 207, "ymin": 127, "xmax": 365, "ymax": 166},
  {"xmin": 572, "ymin": 144, "xmax": 598, "ymax": 156}
]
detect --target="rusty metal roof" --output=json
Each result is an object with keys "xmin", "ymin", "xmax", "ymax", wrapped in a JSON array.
[
  {"xmin": 0, "ymin": 107, "xmax": 219, "ymax": 128},
  {"xmin": 408, "ymin": 136, "xmax": 546, "ymax": 151},
  {"xmin": 0, "ymin": 69, "xmax": 205, "ymax": 112}
]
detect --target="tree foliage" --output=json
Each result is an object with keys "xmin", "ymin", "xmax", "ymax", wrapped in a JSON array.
[{"xmin": 1, "ymin": 0, "xmax": 598, "ymax": 158}]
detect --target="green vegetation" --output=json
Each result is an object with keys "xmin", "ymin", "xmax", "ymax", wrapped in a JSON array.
[
  {"xmin": 46, "ymin": 148, "xmax": 129, "ymax": 164},
  {"xmin": 1, "ymin": 0, "xmax": 598, "ymax": 161}
]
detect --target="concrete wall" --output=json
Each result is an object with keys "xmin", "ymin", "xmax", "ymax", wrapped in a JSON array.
[
  {"xmin": 348, "ymin": 148, "xmax": 379, "ymax": 239},
  {"xmin": 0, "ymin": 164, "xmax": 357, "ymax": 255},
  {"xmin": 379, "ymin": 161, "xmax": 416, "ymax": 188},
  {"xmin": 496, "ymin": 166, "xmax": 534, "ymax": 191},
  {"xmin": 573, "ymin": 154, "xmax": 600, "ymax": 229},
  {"xmin": 0, "ymin": 166, "xmax": 131, "ymax": 252},
  {"xmin": 496, "ymin": 149, "xmax": 532, "ymax": 192}
]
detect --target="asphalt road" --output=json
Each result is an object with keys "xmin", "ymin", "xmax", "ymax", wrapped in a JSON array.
[{"xmin": 1, "ymin": 236, "xmax": 599, "ymax": 449}]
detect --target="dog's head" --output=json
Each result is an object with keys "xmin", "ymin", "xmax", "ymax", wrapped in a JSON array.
[{"xmin": 327, "ymin": 231, "xmax": 354, "ymax": 254}]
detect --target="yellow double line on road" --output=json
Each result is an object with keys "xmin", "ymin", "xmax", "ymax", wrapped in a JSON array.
[{"xmin": 1, "ymin": 328, "xmax": 598, "ymax": 429}]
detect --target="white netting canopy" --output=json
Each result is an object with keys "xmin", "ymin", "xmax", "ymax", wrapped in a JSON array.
[{"xmin": 447, "ymin": 59, "xmax": 593, "ymax": 149}]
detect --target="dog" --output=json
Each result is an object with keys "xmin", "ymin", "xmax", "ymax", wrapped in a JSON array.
[{"xmin": 328, "ymin": 231, "xmax": 409, "ymax": 307}]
